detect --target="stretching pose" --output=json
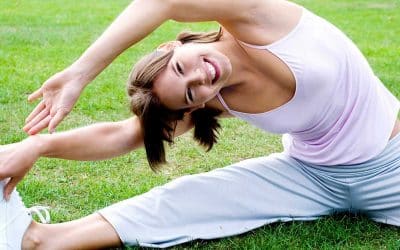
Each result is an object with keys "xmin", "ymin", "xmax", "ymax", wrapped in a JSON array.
[{"xmin": 1, "ymin": 0, "xmax": 400, "ymax": 249}]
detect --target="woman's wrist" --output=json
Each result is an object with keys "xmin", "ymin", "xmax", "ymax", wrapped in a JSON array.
[
  {"xmin": 26, "ymin": 134, "xmax": 49, "ymax": 158},
  {"xmin": 66, "ymin": 62, "xmax": 97, "ymax": 88},
  {"xmin": 69, "ymin": 51, "xmax": 111, "ymax": 87}
]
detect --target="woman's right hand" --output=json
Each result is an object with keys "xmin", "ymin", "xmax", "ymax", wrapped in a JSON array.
[
  {"xmin": 24, "ymin": 68, "xmax": 87, "ymax": 135},
  {"xmin": 0, "ymin": 137, "xmax": 42, "ymax": 200}
]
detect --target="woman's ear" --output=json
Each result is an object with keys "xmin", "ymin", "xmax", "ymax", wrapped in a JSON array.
[{"xmin": 157, "ymin": 41, "xmax": 183, "ymax": 52}]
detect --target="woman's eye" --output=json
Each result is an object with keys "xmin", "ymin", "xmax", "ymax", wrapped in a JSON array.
[
  {"xmin": 176, "ymin": 62, "xmax": 183, "ymax": 74},
  {"xmin": 187, "ymin": 87, "xmax": 193, "ymax": 103}
]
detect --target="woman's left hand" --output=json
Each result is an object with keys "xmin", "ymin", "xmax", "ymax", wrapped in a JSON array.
[{"xmin": 0, "ymin": 137, "xmax": 41, "ymax": 200}]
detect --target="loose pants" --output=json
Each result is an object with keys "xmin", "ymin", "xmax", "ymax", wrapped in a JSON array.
[{"xmin": 99, "ymin": 134, "xmax": 400, "ymax": 248}]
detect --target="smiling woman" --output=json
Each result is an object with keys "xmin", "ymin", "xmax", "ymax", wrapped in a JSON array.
[
  {"xmin": 127, "ymin": 30, "xmax": 224, "ymax": 169},
  {"xmin": 0, "ymin": 0, "xmax": 400, "ymax": 249},
  {"xmin": 152, "ymin": 34, "xmax": 230, "ymax": 110}
]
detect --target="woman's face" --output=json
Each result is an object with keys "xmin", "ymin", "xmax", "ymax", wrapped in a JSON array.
[{"xmin": 153, "ymin": 42, "xmax": 232, "ymax": 111}]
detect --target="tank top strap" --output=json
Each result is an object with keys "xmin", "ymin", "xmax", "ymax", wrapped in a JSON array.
[
  {"xmin": 216, "ymin": 93, "xmax": 232, "ymax": 113},
  {"xmin": 237, "ymin": 40, "xmax": 270, "ymax": 50}
]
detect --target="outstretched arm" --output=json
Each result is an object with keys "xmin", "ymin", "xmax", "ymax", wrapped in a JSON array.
[
  {"xmin": 34, "ymin": 117, "xmax": 143, "ymax": 161},
  {"xmin": 25, "ymin": 0, "xmax": 172, "ymax": 134},
  {"xmin": 48, "ymin": 0, "xmax": 251, "ymax": 80},
  {"xmin": 25, "ymin": 0, "xmax": 256, "ymax": 134},
  {"xmin": 4, "ymin": 115, "xmax": 194, "ymax": 199}
]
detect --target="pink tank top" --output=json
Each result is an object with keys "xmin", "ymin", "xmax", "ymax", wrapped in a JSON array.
[{"xmin": 217, "ymin": 8, "xmax": 400, "ymax": 165}]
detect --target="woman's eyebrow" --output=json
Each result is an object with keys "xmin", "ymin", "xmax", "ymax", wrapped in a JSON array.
[
  {"xmin": 170, "ymin": 61, "xmax": 188, "ymax": 105},
  {"xmin": 171, "ymin": 60, "xmax": 179, "ymax": 77}
]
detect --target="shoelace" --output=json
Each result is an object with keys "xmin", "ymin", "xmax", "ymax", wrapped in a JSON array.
[{"xmin": 28, "ymin": 206, "xmax": 51, "ymax": 224}]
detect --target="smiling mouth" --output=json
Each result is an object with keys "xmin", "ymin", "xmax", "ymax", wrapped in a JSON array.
[{"xmin": 204, "ymin": 58, "xmax": 220, "ymax": 84}]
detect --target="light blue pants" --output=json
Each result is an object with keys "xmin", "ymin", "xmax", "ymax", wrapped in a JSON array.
[{"xmin": 99, "ymin": 134, "xmax": 400, "ymax": 248}]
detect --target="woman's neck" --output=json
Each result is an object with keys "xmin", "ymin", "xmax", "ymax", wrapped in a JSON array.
[{"xmin": 211, "ymin": 30, "xmax": 256, "ymax": 89}]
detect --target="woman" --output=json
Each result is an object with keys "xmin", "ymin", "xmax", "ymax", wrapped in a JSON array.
[{"xmin": 1, "ymin": 0, "xmax": 399, "ymax": 249}]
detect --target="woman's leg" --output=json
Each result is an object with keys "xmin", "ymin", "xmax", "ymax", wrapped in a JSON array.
[
  {"xmin": 349, "ymin": 137, "xmax": 400, "ymax": 226},
  {"xmin": 22, "ymin": 214, "xmax": 122, "ymax": 250},
  {"xmin": 98, "ymin": 153, "xmax": 350, "ymax": 248},
  {"xmin": 16, "ymin": 152, "xmax": 353, "ymax": 249}
]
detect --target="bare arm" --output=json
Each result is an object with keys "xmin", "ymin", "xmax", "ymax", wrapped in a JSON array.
[
  {"xmin": 72, "ymin": 0, "xmax": 256, "ymax": 81},
  {"xmin": 25, "ymin": 0, "xmax": 264, "ymax": 134},
  {"xmin": 34, "ymin": 117, "xmax": 143, "ymax": 161},
  {"xmin": 34, "ymin": 113, "xmax": 193, "ymax": 161},
  {"xmin": 72, "ymin": 0, "xmax": 170, "ymax": 83},
  {"xmin": 24, "ymin": 0, "xmax": 172, "ymax": 134},
  {"xmin": 1, "ymin": 115, "xmax": 194, "ymax": 198}
]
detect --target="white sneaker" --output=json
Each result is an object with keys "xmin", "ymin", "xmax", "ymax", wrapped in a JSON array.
[{"xmin": 0, "ymin": 181, "xmax": 50, "ymax": 250}]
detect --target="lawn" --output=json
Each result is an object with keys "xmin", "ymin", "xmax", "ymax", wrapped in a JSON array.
[{"xmin": 0, "ymin": 0, "xmax": 399, "ymax": 249}]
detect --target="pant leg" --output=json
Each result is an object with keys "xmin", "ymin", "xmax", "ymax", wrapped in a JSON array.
[
  {"xmin": 98, "ymin": 153, "xmax": 349, "ymax": 248},
  {"xmin": 350, "ymin": 136, "xmax": 400, "ymax": 226}
]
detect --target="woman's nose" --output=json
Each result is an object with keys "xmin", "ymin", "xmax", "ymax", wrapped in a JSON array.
[{"xmin": 186, "ymin": 67, "xmax": 206, "ymax": 86}]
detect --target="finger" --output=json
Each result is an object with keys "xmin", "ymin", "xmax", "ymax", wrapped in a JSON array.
[
  {"xmin": 25, "ymin": 100, "xmax": 46, "ymax": 124},
  {"xmin": 48, "ymin": 109, "xmax": 67, "ymax": 134},
  {"xmin": 24, "ymin": 107, "xmax": 50, "ymax": 133},
  {"xmin": 27, "ymin": 115, "xmax": 52, "ymax": 135},
  {"xmin": 4, "ymin": 177, "xmax": 22, "ymax": 201},
  {"xmin": 0, "ymin": 169, "xmax": 9, "ymax": 182},
  {"xmin": 28, "ymin": 87, "xmax": 43, "ymax": 102}
]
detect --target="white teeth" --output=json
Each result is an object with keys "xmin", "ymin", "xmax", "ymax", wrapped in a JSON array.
[{"xmin": 206, "ymin": 62, "xmax": 216, "ymax": 81}]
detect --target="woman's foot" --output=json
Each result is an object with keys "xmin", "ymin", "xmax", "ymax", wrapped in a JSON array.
[{"xmin": 0, "ymin": 180, "xmax": 33, "ymax": 249}]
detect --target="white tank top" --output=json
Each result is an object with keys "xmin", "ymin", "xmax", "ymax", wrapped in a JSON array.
[{"xmin": 217, "ymin": 8, "xmax": 399, "ymax": 165}]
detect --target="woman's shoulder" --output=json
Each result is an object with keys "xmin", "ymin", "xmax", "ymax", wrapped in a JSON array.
[{"xmin": 222, "ymin": 1, "xmax": 303, "ymax": 47}]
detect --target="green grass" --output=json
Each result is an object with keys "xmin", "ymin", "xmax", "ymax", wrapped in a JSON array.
[{"xmin": 1, "ymin": 0, "xmax": 399, "ymax": 249}]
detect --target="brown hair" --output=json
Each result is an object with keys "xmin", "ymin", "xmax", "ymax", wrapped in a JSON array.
[{"xmin": 128, "ymin": 29, "xmax": 223, "ymax": 171}]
